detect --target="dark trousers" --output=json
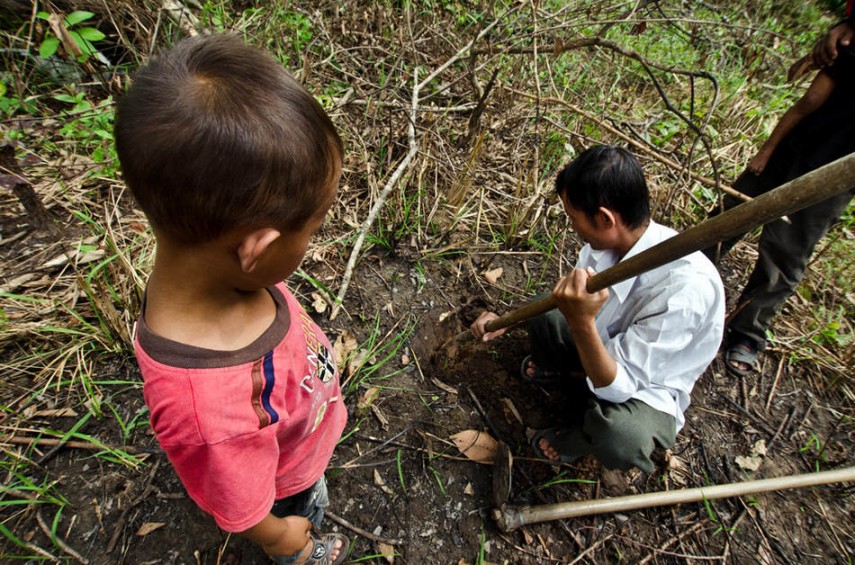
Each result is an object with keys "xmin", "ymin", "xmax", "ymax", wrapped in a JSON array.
[
  {"xmin": 527, "ymin": 308, "xmax": 676, "ymax": 473},
  {"xmin": 270, "ymin": 476, "xmax": 328, "ymax": 529},
  {"xmin": 703, "ymin": 170, "xmax": 853, "ymax": 348}
]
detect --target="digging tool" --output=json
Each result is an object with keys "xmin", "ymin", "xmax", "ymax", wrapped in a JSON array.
[
  {"xmin": 494, "ymin": 465, "xmax": 855, "ymax": 532},
  {"xmin": 482, "ymin": 152, "xmax": 855, "ymax": 334},
  {"xmin": 492, "ymin": 441, "xmax": 513, "ymax": 508}
]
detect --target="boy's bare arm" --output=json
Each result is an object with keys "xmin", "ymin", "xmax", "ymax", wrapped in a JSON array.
[
  {"xmin": 748, "ymin": 72, "xmax": 836, "ymax": 174},
  {"xmin": 240, "ymin": 513, "xmax": 313, "ymax": 559},
  {"xmin": 552, "ymin": 268, "xmax": 616, "ymax": 388}
]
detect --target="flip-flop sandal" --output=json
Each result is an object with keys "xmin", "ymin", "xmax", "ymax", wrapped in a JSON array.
[
  {"xmin": 530, "ymin": 427, "xmax": 581, "ymax": 464},
  {"xmin": 519, "ymin": 355, "xmax": 563, "ymax": 386},
  {"xmin": 724, "ymin": 339, "xmax": 758, "ymax": 378},
  {"xmin": 271, "ymin": 532, "xmax": 350, "ymax": 565}
]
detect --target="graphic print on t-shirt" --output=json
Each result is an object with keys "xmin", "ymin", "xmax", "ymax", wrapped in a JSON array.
[
  {"xmin": 248, "ymin": 309, "xmax": 339, "ymax": 431},
  {"xmin": 299, "ymin": 310, "xmax": 336, "ymax": 385}
]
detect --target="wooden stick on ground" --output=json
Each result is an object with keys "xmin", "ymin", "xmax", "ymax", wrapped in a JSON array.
[
  {"xmin": 325, "ymin": 510, "xmax": 403, "ymax": 546},
  {"xmin": 495, "ymin": 466, "xmax": 855, "ymax": 532}
]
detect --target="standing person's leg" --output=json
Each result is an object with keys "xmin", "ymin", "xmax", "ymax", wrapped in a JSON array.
[
  {"xmin": 270, "ymin": 477, "xmax": 350, "ymax": 565},
  {"xmin": 270, "ymin": 476, "xmax": 330, "ymax": 529},
  {"xmin": 727, "ymin": 189, "xmax": 853, "ymax": 370}
]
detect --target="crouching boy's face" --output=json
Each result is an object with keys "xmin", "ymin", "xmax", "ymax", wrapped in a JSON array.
[{"xmin": 561, "ymin": 194, "xmax": 601, "ymax": 248}]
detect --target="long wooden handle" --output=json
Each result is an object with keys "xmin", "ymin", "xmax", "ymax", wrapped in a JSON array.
[
  {"xmin": 484, "ymin": 152, "xmax": 855, "ymax": 333},
  {"xmin": 494, "ymin": 465, "xmax": 855, "ymax": 531}
]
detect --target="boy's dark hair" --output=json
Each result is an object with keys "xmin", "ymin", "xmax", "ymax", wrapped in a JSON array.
[
  {"xmin": 554, "ymin": 145, "xmax": 650, "ymax": 229},
  {"xmin": 115, "ymin": 34, "xmax": 343, "ymax": 245}
]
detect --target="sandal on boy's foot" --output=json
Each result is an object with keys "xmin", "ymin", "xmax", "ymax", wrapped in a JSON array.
[
  {"xmin": 519, "ymin": 355, "xmax": 563, "ymax": 386},
  {"xmin": 530, "ymin": 427, "xmax": 581, "ymax": 464},
  {"xmin": 270, "ymin": 532, "xmax": 350, "ymax": 565},
  {"xmin": 724, "ymin": 339, "xmax": 758, "ymax": 378}
]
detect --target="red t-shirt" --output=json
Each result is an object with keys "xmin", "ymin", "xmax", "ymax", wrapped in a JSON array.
[{"xmin": 134, "ymin": 283, "xmax": 347, "ymax": 532}]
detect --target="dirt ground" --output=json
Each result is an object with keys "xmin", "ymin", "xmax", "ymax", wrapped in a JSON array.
[
  {"xmin": 6, "ymin": 240, "xmax": 853, "ymax": 564},
  {"xmin": 1, "ymin": 3, "xmax": 853, "ymax": 561}
]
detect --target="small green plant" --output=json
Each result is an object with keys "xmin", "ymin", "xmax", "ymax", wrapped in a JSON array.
[
  {"xmin": 800, "ymin": 433, "xmax": 827, "ymax": 471},
  {"xmin": 107, "ymin": 404, "xmax": 150, "ymax": 443},
  {"xmin": 476, "ymin": 520, "xmax": 487, "ymax": 565},
  {"xmin": 538, "ymin": 474, "xmax": 598, "ymax": 489},
  {"xmin": 417, "ymin": 392, "xmax": 439, "ymax": 411},
  {"xmin": 37, "ymin": 11, "xmax": 105, "ymax": 62},
  {"xmin": 396, "ymin": 449, "xmax": 407, "ymax": 492},
  {"xmin": 815, "ymin": 319, "xmax": 845, "ymax": 347},
  {"xmin": 53, "ymin": 92, "xmax": 116, "ymax": 172},
  {"xmin": 701, "ymin": 496, "xmax": 737, "ymax": 536},
  {"xmin": 341, "ymin": 314, "xmax": 417, "ymax": 396},
  {"xmin": 0, "ymin": 81, "xmax": 38, "ymax": 121},
  {"xmin": 0, "ymin": 461, "xmax": 69, "ymax": 558},
  {"xmin": 428, "ymin": 466, "xmax": 447, "ymax": 495}
]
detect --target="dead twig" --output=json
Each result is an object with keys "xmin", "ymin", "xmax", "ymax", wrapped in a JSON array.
[
  {"xmin": 36, "ymin": 510, "xmax": 88, "ymax": 564},
  {"xmin": 466, "ymin": 387, "xmax": 504, "ymax": 443},
  {"xmin": 509, "ymin": 88, "xmax": 750, "ymax": 204},
  {"xmin": 161, "ymin": 0, "xmax": 201, "ymax": 36},
  {"xmin": 331, "ymin": 12, "xmax": 512, "ymax": 319},
  {"xmin": 766, "ymin": 406, "xmax": 796, "ymax": 450},
  {"xmin": 716, "ymin": 392, "xmax": 775, "ymax": 435},
  {"xmin": 324, "ymin": 509, "xmax": 402, "ymax": 546},
  {"xmin": 5, "ymin": 435, "xmax": 158, "ymax": 455},
  {"xmin": 764, "ymin": 355, "xmax": 787, "ymax": 412},
  {"xmin": 568, "ymin": 534, "xmax": 614, "ymax": 565},
  {"xmin": 106, "ymin": 459, "xmax": 161, "ymax": 554},
  {"xmin": 638, "ymin": 517, "xmax": 706, "ymax": 565}
]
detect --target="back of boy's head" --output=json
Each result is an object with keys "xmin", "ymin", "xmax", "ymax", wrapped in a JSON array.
[
  {"xmin": 115, "ymin": 34, "xmax": 343, "ymax": 245},
  {"xmin": 555, "ymin": 145, "xmax": 650, "ymax": 229}
]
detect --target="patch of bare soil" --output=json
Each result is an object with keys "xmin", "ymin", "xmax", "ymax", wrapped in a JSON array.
[{"xmin": 8, "ymin": 247, "xmax": 853, "ymax": 564}]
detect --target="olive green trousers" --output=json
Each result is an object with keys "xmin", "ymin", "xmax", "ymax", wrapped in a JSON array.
[{"xmin": 528, "ymin": 307, "xmax": 676, "ymax": 472}]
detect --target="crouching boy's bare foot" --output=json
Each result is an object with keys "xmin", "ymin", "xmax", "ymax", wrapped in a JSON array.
[{"xmin": 531, "ymin": 428, "xmax": 581, "ymax": 464}]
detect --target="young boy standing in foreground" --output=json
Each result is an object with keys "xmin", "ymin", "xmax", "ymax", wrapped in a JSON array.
[
  {"xmin": 472, "ymin": 146, "xmax": 724, "ymax": 472},
  {"xmin": 115, "ymin": 35, "xmax": 349, "ymax": 564}
]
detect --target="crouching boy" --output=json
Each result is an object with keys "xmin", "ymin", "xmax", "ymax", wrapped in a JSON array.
[
  {"xmin": 115, "ymin": 35, "xmax": 349, "ymax": 564},
  {"xmin": 472, "ymin": 146, "xmax": 724, "ymax": 473}
]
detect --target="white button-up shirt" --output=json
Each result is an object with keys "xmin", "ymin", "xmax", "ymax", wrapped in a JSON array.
[{"xmin": 577, "ymin": 221, "xmax": 725, "ymax": 431}]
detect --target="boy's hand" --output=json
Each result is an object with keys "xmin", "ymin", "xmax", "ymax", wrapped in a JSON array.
[
  {"xmin": 811, "ymin": 21, "xmax": 855, "ymax": 68},
  {"xmin": 242, "ymin": 514, "xmax": 312, "ymax": 560},
  {"xmin": 270, "ymin": 515, "xmax": 313, "ymax": 559},
  {"xmin": 747, "ymin": 148, "xmax": 772, "ymax": 175},
  {"xmin": 552, "ymin": 268, "xmax": 608, "ymax": 329},
  {"xmin": 470, "ymin": 311, "xmax": 507, "ymax": 342}
]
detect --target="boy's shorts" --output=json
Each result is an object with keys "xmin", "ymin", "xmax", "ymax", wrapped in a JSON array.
[
  {"xmin": 269, "ymin": 476, "xmax": 329, "ymax": 564},
  {"xmin": 270, "ymin": 475, "xmax": 329, "ymax": 529}
]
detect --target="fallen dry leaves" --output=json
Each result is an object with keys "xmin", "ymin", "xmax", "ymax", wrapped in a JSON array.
[{"xmin": 449, "ymin": 430, "xmax": 498, "ymax": 464}]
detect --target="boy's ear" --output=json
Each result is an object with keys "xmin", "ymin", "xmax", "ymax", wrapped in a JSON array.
[
  {"xmin": 596, "ymin": 207, "xmax": 617, "ymax": 229},
  {"xmin": 237, "ymin": 228, "xmax": 281, "ymax": 273}
]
